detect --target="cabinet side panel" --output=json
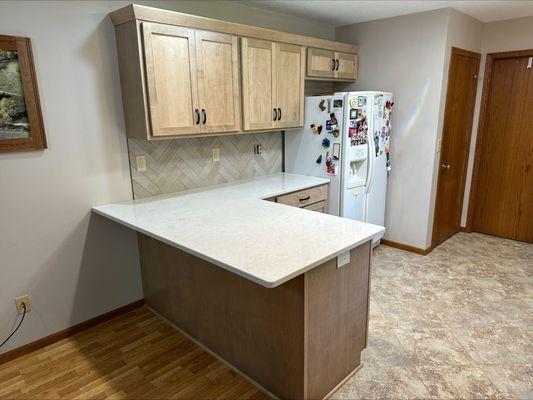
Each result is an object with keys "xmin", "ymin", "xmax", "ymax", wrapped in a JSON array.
[
  {"xmin": 138, "ymin": 234, "xmax": 305, "ymax": 398},
  {"xmin": 115, "ymin": 21, "xmax": 150, "ymax": 139},
  {"xmin": 304, "ymin": 241, "xmax": 371, "ymax": 399}
]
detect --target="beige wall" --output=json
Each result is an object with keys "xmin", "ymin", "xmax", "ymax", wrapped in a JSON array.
[
  {"xmin": 336, "ymin": 9, "xmax": 450, "ymax": 249},
  {"xmin": 0, "ymin": 0, "xmax": 334, "ymax": 355},
  {"xmin": 461, "ymin": 15, "xmax": 533, "ymax": 226}
]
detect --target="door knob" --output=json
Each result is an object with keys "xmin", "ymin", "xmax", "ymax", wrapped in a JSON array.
[{"xmin": 441, "ymin": 163, "xmax": 450, "ymax": 170}]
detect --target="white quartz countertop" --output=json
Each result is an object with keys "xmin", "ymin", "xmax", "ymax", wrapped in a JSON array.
[{"xmin": 92, "ymin": 173, "xmax": 384, "ymax": 288}]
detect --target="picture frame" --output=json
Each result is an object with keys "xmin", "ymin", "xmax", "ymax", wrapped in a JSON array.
[{"xmin": 0, "ymin": 34, "xmax": 46, "ymax": 152}]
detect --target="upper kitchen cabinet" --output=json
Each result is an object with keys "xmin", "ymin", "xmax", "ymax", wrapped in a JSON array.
[
  {"xmin": 110, "ymin": 4, "xmax": 358, "ymax": 139},
  {"xmin": 194, "ymin": 30, "xmax": 240, "ymax": 134},
  {"xmin": 307, "ymin": 48, "xmax": 358, "ymax": 81},
  {"xmin": 141, "ymin": 23, "xmax": 240, "ymax": 138},
  {"xmin": 241, "ymin": 38, "xmax": 305, "ymax": 131},
  {"xmin": 142, "ymin": 23, "xmax": 201, "ymax": 137}
]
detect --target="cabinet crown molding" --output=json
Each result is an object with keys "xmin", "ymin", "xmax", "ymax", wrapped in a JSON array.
[{"xmin": 109, "ymin": 4, "xmax": 359, "ymax": 54}]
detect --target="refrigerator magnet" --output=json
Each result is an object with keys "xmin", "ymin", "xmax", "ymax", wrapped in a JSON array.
[
  {"xmin": 349, "ymin": 109, "xmax": 358, "ymax": 119},
  {"xmin": 326, "ymin": 120, "xmax": 332, "ymax": 131},
  {"xmin": 319, "ymin": 99, "xmax": 326, "ymax": 111},
  {"xmin": 317, "ymin": 125, "xmax": 323, "ymax": 134},
  {"xmin": 332, "ymin": 127, "xmax": 340, "ymax": 138},
  {"xmin": 330, "ymin": 113, "xmax": 337, "ymax": 125},
  {"xmin": 310, "ymin": 124, "xmax": 318, "ymax": 134},
  {"xmin": 333, "ymin": 143, "xmax": 340, "ymax": 159},
  {"xmin": 316, "ymin": 154, "xmax": 322, "ymax": 164},
  {"xmin": 322, "ymin": 138, "xmax": 330, "ymax": 148},
  {"xmin": 349, "ymin": 98, "xmax": 357, "ymax": 108}
]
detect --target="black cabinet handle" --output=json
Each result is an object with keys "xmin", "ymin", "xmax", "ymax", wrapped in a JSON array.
[
  {"xmin": 335, "ymin": 59, "xmax": 339, "ymax": 71},
  {"xmin": 298, "ymin": 196, "xmax": 311, "ymax": 202},
  {"xmin": 202, "ymin": 109, "xmax": 206, "ymax": 124},
  {"xmin": 273, "ymin": 108, "xmax": 277, "ymax": 121},
  {"xmin": 277, "ymin": 107, "xmax": 281, "ymax": 121},
  {"xmin": 332, "ymin": 58, "xmax": 335, "ymax": 71},
  {"xmin": 195, "ymin": 109, "xmax": 200, "ymax": 124}
]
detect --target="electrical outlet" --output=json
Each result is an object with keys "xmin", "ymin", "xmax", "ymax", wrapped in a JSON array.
[
  {"xmin": 136, "ymin": 155, "xmax": 147, "ymax": 171},
  {"xmin": 212, "ymin": 148, "xmax": 220, "ymax": 162},
  {"xmin": 253, "ymin": 144, "xmax": 262, "ymax": 155},
  {"xmin": 15, "ymin": 295, "xmax": 30, "ymax": 315},
  {"xmin": 337, "ymin": 251, "xmax": 350, "ymax": 268}
]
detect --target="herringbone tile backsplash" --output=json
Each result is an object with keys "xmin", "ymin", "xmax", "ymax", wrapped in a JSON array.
[{"xmin": 128, "ymin": 132, "xmax": 283, "ymax": 199}]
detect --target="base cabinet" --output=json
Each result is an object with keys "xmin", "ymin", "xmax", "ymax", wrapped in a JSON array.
[{"xmin": 138, "ymin": 234, "xmax": 371, "ymax": 399}]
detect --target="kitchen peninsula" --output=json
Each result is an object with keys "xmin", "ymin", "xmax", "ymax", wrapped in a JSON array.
[{"xmin": 92, "ymin": 173, "xmax": 383, "ymax": 399}]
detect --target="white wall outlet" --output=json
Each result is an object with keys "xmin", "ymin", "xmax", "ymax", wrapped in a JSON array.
[
  {"xmin": 136, "ymin": 155, "xmax": 147, "ymax": 171},
  {"xmin": 15, "ymin": 295, "xmax": 30, "ymax": 315},
  {"xmin": 212, "ymin": 148, "xmax": 220, "ymax": 162},
  {"xmin": 337, "ymin": 251, "xmax": 350, "ymax": 268}
]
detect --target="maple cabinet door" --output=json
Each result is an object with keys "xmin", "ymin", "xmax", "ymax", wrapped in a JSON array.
[{"xmin": 195, "ymin": 30, "xmax": 240, "ymax": 133}]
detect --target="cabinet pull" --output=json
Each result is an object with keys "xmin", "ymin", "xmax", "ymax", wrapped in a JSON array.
[
  {"xmin": 332, "ymin": 58, "xmax": 336, "ymax": 71},
  {"xmin": 202, "ymin": 109, "xmax": 206, "ymax": 124},
  {"xmin": 195, "ymin": 109, "xmax": 200, "ymax": 125},
  {"xmin": 273, "ymin": 108, "xmax": 277, "ymax": 121},
  {"xmin": 335, "ymin": 59, "xmax": 339, "ymax": 71},
  {"xmin": 298, "ymin": 196, "xmax": 311, "ymax": 202},
  {"xmin": 277, "ymin": 107, "xmax": 281, "ymax": 121}
]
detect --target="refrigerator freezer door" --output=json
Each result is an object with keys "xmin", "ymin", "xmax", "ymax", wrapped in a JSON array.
[
  {"xmin": 341, "ymin": 186, "xmax": 366, "ymax": 221},
  {"xmin": 365, "ymin": 153, "xmax": 387, "ymax": 228}
]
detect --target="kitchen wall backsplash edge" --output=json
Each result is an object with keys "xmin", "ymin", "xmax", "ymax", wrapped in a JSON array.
[{"xmin": 128, "ymin": 132, "xmax": 283, "ymax": 199}]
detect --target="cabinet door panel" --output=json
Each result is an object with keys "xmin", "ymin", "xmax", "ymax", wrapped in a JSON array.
[
  {"xmin": 195, "ymin": 30, "xmax": 240, "ymax": 133},
  {"xmin": 241, "ymin": 38, "xmax": 276, "ymax": 131},
  {"xmin": 336, "ymin": 52, "xmax": 358, "ymax": 80},
  {"xmin": 307, "ymin": 48, "xmax": 335, "ymax": 78},
  {"xmin": 142, "ymin": 22, "xmax": 199, "ymax": 136},
  {"xmin": 276, "ymin": 43, "xmax": 305, "ymax": 129}
]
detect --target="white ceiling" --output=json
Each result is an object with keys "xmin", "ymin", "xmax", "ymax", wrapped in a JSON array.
[{"xmin": 241, "ymin": 1, "xmax": 533, "ymax": 26}]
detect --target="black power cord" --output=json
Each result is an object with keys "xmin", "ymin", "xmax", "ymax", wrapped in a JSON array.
[{"xmin": 0, "ymin": 303, "xmax": 27, "ymax": 349}]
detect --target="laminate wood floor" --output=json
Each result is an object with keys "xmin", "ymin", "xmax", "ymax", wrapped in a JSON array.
[{"xmin": 0, "ymin": 307, "xmax": 268, "ymax": 399}]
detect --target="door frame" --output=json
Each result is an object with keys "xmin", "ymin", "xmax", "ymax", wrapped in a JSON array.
[
  {"xmin": 465, "ymin": 48, "xmax": 533, "ymax": 232},
  {"xmin": 431, "ymin": 47, "xmax": 481, "ymax": 248}
]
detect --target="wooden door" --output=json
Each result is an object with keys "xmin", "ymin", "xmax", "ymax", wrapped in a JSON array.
[
  {"xmin": 241, "ymin": 38, "xmax": 276, "ymax": 131},
  {"xmin": 142, "ymin": 22, "xmax": 200, "ymax": 137},
  {"xmin": 432, "ymin": 48, "xmax": 480, "ymax": 247},
  {"xmin": 307, "ymin": 48, "xmax": 335, "ymax": 78},
  {"xmin": 335, "ymin": 52, "xmax": 358, "ymax": 80},
  {"xmin": 195, "ymin": 30, "xmax": 240, "ymax": 133},
  {"xmin": 275, "ymin": 43, "xmax": 305, "ymax": 129},
  {"xmin": 470, "ymin": 51, "xmax": 533, "ymax": 243}
]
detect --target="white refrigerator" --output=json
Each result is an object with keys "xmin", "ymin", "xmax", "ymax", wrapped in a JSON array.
[{"xmin": 284, "ymin": 91, "xmax": 393, "ymax": 244}]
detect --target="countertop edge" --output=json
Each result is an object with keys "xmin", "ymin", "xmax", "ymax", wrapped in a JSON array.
[{"xmin": 92, "ymin": 206, "xmax": 383, "ymax": 288}]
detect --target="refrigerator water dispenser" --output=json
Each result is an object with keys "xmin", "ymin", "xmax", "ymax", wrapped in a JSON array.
[{"xmin": 346, "ymin": 145, "xmax": 368, "ymax": 189}]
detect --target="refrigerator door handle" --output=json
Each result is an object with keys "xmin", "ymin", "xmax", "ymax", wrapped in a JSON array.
[{"xmin": 366, "ymin": 133, "xmax": 375, "ymax": 193}]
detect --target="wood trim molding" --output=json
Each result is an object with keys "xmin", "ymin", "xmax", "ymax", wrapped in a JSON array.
[
  {"xmin": 451, "ymin": 46, "xmax": 481, "ymax": 60},
  {"xmin": 465, "ymin": 48, "xmax": 533, "ymax": 231},
  {"xmin": 0, "ymin": 299, "xmax": 144, "ymax": 364},
  {"xmin": 109, "ymin": 4, "xmax": 359, "ymax": 54},
  {"xmin": 380, "ymin": 239, "xmax": 433, "ymax": 255}
]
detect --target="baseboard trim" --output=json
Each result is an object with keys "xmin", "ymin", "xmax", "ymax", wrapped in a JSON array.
[
  {"xmin": 0, "ymin": 299, "xmax": 144, "ymax": 364},
  {"xmin": 380, "ymin": 239, "xmax": 433, "ymax": 255}
]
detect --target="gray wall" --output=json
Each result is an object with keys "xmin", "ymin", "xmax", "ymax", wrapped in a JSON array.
[
  {"xmin": 0, "ymin": 0, "xmax": 334, "ymax": 354},
  {"xmin": 336, "ymin": 9, "xmax": 451, "ymax": 249}
]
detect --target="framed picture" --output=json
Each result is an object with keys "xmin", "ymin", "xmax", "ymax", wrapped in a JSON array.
[{"xmin": 0, "ymin": 34, "xmax": 46, "ymax": 152}]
